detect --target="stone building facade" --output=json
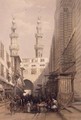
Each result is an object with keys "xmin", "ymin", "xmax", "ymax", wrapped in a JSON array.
[
  {"xmin": 73, "ymin": 0, "xmax": 81, "ymax": 101},
  {"xmin": 49, "ymin": 0, "xmax": 81, "ymax": 106},
  {"xmin": 22, "ymin": 58, "xmax": 48, "ymax": 89},
  {"xmin": 0, "ymin": 41, "xmax": 13, "ymax": 100}
]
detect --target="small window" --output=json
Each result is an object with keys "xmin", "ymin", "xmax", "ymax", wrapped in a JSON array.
[
  {"xmin": 40, "ymin": 64, "xmax": 45, "ymax": 67},
  {"xmin": 40, "ymin": 59, "xmax": 45, "ymax": 62},
  {"xmin": 63, "ymin": 8, "xmax": 68, "ymax": 12},
  {"xmin": 32, "ymin": 59, "xmax": 35, "ymax": 63},
  {"xmin": 32, "ymin": 65, "xmax": 36, "ymax": 67}
]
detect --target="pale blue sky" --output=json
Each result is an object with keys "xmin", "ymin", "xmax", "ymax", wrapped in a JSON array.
[{"xmin": 0, "ymin": 0, "xmax": 56, "ymax": 58}]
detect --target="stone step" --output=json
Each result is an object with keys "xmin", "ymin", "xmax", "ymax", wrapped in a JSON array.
[
  {"xmin": 71, "ymin": 104, "xmax": 81, "ymax": 112},
  {"xmin": 72, "ymin": 102, "xmax": 81, "ymax": 105},
  {"xmin": 59, "ymin": 106, "xmax": 81, "ymax": 120}
]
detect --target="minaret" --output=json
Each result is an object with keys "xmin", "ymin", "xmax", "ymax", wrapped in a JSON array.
[
  {"xmin": 34, "ymin": 17, "xmax": 43, "ymax": 58},
  {"xmin": 9, "ymin": 18, "xmax": 19, "ymax": 57},
  {"xmin": 9, "ymin": 18, "xmax": 19, "ymax": 71}
]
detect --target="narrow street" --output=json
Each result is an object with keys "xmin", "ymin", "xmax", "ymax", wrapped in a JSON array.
[
  {"xmin": 0, "ymin": 112, "xmax": 63, "ymax": 120},
  {"xmin": 0, "ymin": 102, "xmax": 81, "ymax": 120},
  {"xmin": 0, "ymin": 105, "xmax": 63, "ymax": 120}
]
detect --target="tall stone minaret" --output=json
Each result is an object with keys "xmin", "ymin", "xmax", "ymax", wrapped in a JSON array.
[
  {"xmin": 9, "ymin": 18, "xmax": 19, "ymax": 57},
  {"xmin": 34, "ymin": 17, "xmax": 43, "ymax": 58},
  {"xmin": 9, "ymin": 18, "xmax": 19, "ymax": 70}
]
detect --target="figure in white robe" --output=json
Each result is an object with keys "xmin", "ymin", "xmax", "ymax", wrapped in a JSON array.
[{"xmin": 27, "ymin": 101, "xmax": 31, "ymax": 112}]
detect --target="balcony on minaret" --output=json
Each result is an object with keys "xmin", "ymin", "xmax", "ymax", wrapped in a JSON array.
[
  {"xmin": 35, "ymin": 33, "xmax": 43, "ymax": 38},
  {"xmin": 34, "ymin": 44, "xmax": 43, "ymax": 50},
  {"xmin": 10, "ymin": 32, "xmax": 18, "ymax": 39}
]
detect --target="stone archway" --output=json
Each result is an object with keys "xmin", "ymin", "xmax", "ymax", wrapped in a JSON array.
[{"xmin": 24, "ymin": 79, "xmax": 34, "ymax": 94}]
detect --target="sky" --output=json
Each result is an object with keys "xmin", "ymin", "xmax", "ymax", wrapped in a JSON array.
[{"xmin": 0, "ymin": 0, "xmax": 56, "ymax": 58}]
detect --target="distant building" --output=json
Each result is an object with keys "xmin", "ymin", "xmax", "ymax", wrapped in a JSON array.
[
  {"xmin": 22, "ymin": 17, "xmax": 48, "ymax": 94},
  {"xmin": 22, "ymin": 57, "xmax": 48, "ymax": 83}
]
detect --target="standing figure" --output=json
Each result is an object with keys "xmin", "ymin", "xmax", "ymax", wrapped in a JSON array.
[
  {"xmin": 27, "ymin": 101, "xmax": 31, "ymax": 113},
  {"xmin": 9, "ymin": 99, "xmax": 16, "ymax": 114}
]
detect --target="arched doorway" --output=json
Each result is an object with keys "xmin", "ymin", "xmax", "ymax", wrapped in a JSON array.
[{"xmin": 24, "ymin": 79, "xmax": 34, "ymax": 95}]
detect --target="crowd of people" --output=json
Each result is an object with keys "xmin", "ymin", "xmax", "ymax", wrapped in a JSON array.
[{"xmin": 9, "ymin": 94, "xmax": 58, "ymax": 114}]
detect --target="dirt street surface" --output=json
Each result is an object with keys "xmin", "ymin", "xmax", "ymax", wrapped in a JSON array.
[{"xmin": 0, "ymin": 106, "xmax": 63, "ymax": 120}]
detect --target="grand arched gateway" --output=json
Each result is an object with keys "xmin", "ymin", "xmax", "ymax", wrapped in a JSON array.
[{"xmin": 24, "ymin": 79, "xmax": 34, "ymax": 94}]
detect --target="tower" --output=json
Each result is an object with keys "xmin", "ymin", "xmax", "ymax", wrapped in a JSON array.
[
  {"xmin": 34, "ymin": 17, "xmax": 43, "ymax": 58},
  {"xmin": 9, "ymin": 18, "xmax": 19, "ymax": 57},
  {"xmin": 9, "ymin": 18, "xmax": 19, "ymax": 71},
  {"xmin": 9, "ymin": 18, "xmax": 22, "ymax": 90}
]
